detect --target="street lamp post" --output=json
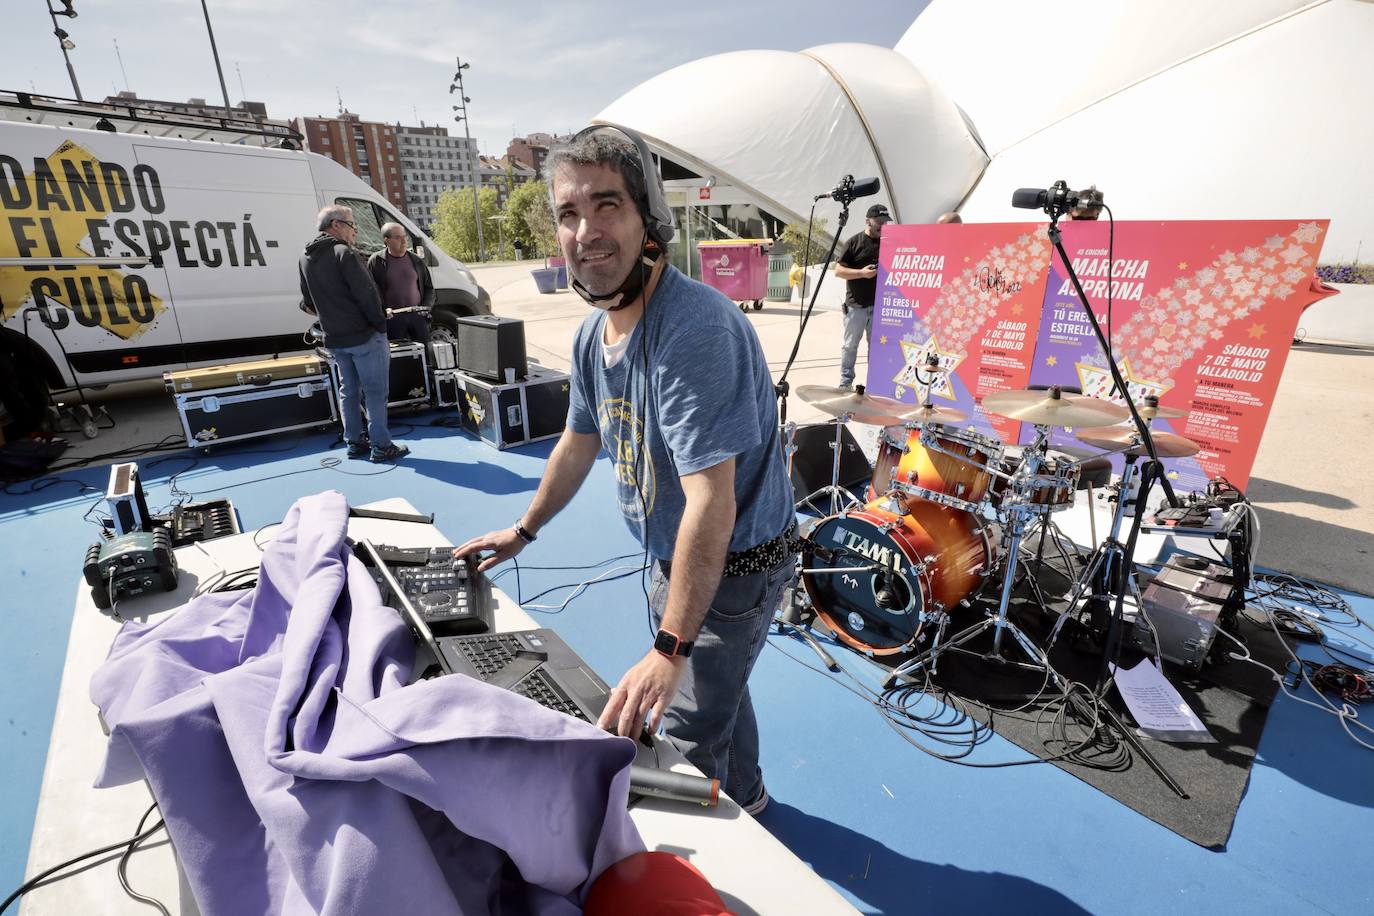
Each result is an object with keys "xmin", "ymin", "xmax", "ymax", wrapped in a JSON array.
[
  {"xmin": 45, "ymin": 0, "xmax": 82, "ymax": 101},
  {"xmin": 450, "ymin": 58, "xmax": 485, "ymax": 262}
]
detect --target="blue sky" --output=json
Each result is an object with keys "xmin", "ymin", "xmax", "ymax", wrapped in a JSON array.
[{"xmin": 2, "ymin": 0, "xmax": 928, "ymax": 154}]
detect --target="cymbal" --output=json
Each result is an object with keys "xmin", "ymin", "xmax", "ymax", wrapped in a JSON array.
[
  {"xmin": 900, "ymin": 404, "xmax": 967, "ymax": 424},
  {"xmin": 1074, "ymin": 426, "xmax": 1202, "ymax": 458},
  {"xmin": 981, "ymin": 388, "xmax": 1130, "ymax": 428},
  {"xmin": 1137, "ymin": 403, "xmax": 1188, "ymax": 420},
  {"xmin": 795, "ymin": 385, "xmax": 914, "ymax": 425}
]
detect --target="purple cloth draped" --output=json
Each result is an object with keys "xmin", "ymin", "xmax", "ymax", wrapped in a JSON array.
[{"xmin": 90, "ymin": 491, "xmax": 643, "ymax": 915}]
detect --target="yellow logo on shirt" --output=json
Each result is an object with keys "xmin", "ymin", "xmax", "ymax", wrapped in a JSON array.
[{"xmin": 597, "ymin": 397, "xmax": 655, "ymax": 522}]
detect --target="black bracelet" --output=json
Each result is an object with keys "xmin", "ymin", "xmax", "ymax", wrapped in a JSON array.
[{"xmin": 513, "ymin": 521, "xmax": 537, "ymax": 544}]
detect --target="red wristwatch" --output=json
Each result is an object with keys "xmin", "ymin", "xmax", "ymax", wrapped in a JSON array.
[{"xmin": 653, "ymin": 628, "xmax": 694, "ymax": 659}]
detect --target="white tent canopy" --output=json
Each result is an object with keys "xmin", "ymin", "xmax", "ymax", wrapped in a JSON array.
[
  {"xmin": 596, "ymin": 0, "xmax": 1370, "ymax": 264},
  {"xmin": 594, "ymin": 44, "xmax": 987, "ymax": 228},
  {"xmin": 913, "ymin": 0, "xmax": 1374, "ymax": 263}
]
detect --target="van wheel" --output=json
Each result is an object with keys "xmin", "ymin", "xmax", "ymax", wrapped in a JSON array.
[{"xmin": 429, "ymin": 312, "xmax": 460, "ymax": 348}]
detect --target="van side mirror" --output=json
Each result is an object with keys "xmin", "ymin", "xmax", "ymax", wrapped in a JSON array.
[{"xmin": 415, "ymin": 245, "xmax": 425, "ymax": 259}]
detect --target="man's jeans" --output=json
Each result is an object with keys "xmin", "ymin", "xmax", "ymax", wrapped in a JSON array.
[
  {"xmin": 649, "ymin": 552, "xmax": 796, "ymax": 807},
  {"xmin": 329, "ymin": 333, "xmax": 392, "ymax": 448},
  {"xmin": 839, "ymin": 304, "xmax": 873, "ymax": 387}
]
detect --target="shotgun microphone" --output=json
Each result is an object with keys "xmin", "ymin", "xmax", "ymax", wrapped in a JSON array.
[{"xmin": 629, "ymin": 765, "xmax": 720, "ymax": 807}]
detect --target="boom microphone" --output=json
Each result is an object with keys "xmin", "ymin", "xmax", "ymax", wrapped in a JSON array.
[
  {"xmin": 1011, "ymin": 181, "xmax": 1103, "ymax": 216},
  {"xmin": 629, "ymin": 765, "xmax": 720, "ymax": 807},
  {"xmin": 815, "ymin": 176, "xmax": 882, "ymax": 203}
]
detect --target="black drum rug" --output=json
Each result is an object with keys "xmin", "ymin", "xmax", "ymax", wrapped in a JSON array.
[{"xmin": 830, "ymin": 558, "xmax": 1291, "ymax": 850}]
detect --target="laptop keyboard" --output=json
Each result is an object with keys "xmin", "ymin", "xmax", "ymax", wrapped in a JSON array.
[{"xmin": 450, "ymin": 633, "xmax": 588, "ymax": 722}]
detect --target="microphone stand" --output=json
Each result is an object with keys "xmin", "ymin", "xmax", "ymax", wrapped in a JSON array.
[
  {"xmin": 1043, "ymin": 207, "xmax": 1187, "ymax": 799},
  {"xmin": 775, "ymin": 184, "xmax": 855, "ymax": 431}
]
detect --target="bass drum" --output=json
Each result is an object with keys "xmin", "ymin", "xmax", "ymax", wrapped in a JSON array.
[{"xmin": 802, "ymin": 500, "xmax": 997, "ymax": 655}]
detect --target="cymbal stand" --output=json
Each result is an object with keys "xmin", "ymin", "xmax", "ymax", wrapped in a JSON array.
[
  {"xmin": 784, "ymin": 416, "xmax": 865, "ymax": 516},
  {"xmin": 1047, "ymin": 451, "xmax": 1146, "ymax": 651},
  {"xmin": 884, "ymin": 489, "xmax": 1056, "ymax": 690}
]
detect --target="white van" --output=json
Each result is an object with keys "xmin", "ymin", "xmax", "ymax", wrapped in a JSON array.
[{"xmin": 0, "ymin": 94, "xmax": 489, "ymax": 425}]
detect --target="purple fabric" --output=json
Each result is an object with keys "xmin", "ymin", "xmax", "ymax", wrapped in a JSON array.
[{"xmin": 90, "ymin": 491, "xmax": 643, "ymax": 915}]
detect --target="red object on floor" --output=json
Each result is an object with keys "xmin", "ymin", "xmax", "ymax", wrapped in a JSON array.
[{"xmin": 584, "ymin": 851, "xmax": 736, "ymax": 916}]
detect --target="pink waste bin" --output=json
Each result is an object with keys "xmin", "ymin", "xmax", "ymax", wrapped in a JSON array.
[{"xmin": 698, "ymin": 240, "xmax": 770, "ymax": 310}]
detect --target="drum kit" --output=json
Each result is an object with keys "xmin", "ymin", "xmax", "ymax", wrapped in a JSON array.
[{"xmin": 787, "ymin": 380, "xmax": 1202, "ymax": 682}]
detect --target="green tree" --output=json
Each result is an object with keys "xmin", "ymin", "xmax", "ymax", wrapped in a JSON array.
[
  {"xmin": 504, "ymin": 179, "xmax": 557, "ymax": 259},
  {"xmin": 432, "ymin": 185, "xmax": 501, "ymax": 263},
  {"xmin": 777, "ymin": 218, "xmax": 834, "ymax": 267}
]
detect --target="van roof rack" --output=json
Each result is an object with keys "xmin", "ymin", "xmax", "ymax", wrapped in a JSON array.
[{"xmin": 0, "ymin": 90, "xmax": 304, "ymax": 148}]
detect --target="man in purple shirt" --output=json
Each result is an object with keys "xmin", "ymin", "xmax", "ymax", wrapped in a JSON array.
[{"xmin": 368, "ymin": 222, "xmax": 435, "ymax": 342}]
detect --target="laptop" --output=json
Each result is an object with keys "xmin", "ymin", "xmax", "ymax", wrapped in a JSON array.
[{"xmin": 356, "ymin": 539, "xmax": 610, "ymax": 724}]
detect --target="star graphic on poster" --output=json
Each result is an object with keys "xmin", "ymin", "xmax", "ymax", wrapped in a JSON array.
[
  {"xmin": 1158, "ymin": 323, "xmax": 1178, "ymax": 339},
  {"xmin": 1281, "ymin": 244, "xmax": 1307, "ymax": 264},
  {"xmin": 1294, "ymin": 222, "xmax": 1323, "ymax": 244},
  {"xmin": 1178, "ymin": 262, "xmax": 1188, "ymax": 270},
  {"xmin": 894, "ymin": 336, "xmax": 963, "ymax": 401},
  {"xmin": 1264, "ymin": 235, "xmax": 1285, "ymax": 250},
  {"xmin": 1046, "ymin": 355, "xmax": 1058, "ymax": 367},
  {"xmin": 879, "ymin": 335, "xmax": 889, "ymax": 345},
  {"xmin": 1011, "ymin": 303, "xmax": 1024, "ymax": 316},
  {"xmin": 1075, "ymin": 355, "xmax": 1171, "ymax": 403},
  {"xmin": 1247, "ymin": 323, "xmax": 1267, "ymax": 340}
]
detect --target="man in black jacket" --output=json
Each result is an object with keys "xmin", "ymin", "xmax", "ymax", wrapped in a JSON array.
[
  {"xmin": 368, "ymin": 223, "xmax": 435, "ymax": 342},
  {"xmin": 299, "ymin": 205, "xmax": 409, "ymax": 462}
]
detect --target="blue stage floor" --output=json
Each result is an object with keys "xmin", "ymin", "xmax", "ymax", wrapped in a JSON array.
[{"xmin": 3, "ymin": 421, "xmax": 1372, "ymax": 914}]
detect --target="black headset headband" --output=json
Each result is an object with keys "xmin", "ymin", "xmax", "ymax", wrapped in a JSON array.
[{"xmin": 570, "ymin": 122, "xmax": 675, "ymax": 247}]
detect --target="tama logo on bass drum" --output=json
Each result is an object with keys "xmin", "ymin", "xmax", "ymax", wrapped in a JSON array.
[{"xmin": 830, "ymin": 524, "xmax": 904, "ymax": 573}]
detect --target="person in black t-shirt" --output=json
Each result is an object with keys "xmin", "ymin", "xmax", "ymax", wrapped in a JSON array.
[{"xmin": 833, "ymin": 203, "xmax": 890, "ymax": 389}]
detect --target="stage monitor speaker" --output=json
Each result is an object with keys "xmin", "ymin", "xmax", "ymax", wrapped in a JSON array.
[
  {"xmin": 456, "ymin": 315, "xmax": 527, "ymax": 383},
  {"xmin": 789, "ymin": 423, "xmax": 872, "ymax": 504}
]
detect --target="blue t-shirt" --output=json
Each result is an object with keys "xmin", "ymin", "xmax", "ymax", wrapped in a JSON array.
[{"xmin": 567, "ymin": 265, "xmax": 793, "ymax": 561}]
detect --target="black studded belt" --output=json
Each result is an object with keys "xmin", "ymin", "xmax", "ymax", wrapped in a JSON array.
[{"xmin": 722, "ymin": 521, "xmax": 802, "ymax": 578}]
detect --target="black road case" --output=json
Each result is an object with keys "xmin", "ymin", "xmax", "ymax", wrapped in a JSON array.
[
  {"xmin": 174, "ymin": 377, "xmax": 337, "ymax": 448},
  {"xmin": 319, "ymin": 341, "xmax": 430, "ymax": 410},
  {"xmin": 437, "ymin": 364, "xmax": 569, "ymax": 449}
]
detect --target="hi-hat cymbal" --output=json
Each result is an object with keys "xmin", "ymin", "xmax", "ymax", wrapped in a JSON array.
[
  {"xmin": 1075, "ymin": 426, "xmax": 1202, "ymax": 458},
  {"xmin": 1137, "ymin": 403, "xmax": 1189, "ymax": 420},
  {"xmin": 981, "ymin": 388, "xmax": 1130, "ymax": 428},
  {"xmin": 901, "ymin": 404, "xmax": 968, "ymax": 424},
  {"xmin": 795, "ymin": 385, "xmax": 914, "ymax": 425}
]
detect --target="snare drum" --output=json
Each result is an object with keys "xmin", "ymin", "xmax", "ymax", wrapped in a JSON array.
[
  {"xmin": 869, "ymin": 423, "xmax": 1003, "ymax": 513},
  {"xmin": 802, "ymin": 499, "xmax": 998, "ymax": 655},
  {"xmin": 991, "ymin": 453, "xmax": 1081, "ymax": 513}
]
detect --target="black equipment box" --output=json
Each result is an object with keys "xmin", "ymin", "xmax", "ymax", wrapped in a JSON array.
[
  {"xmin": 1130, "ymin": 555, "xmax": 1236, "ymax": 671},
  {"xmin": 152, "ymin": 499, "xmax": 241, "ymax": 547},
  {"xmin": 319, "ymin": 340, "xmax": 429, "ymax": 410},
  {"xmin": 173, "ymin": 376, "xmax": 338, "ymax": 447},
  {"xmin": 456, "ymin": 315, "xmax": 527, "ymax": 383},
  {"xmin": 437, "ymin": 365, "xmax": 569, "ymax": 450},
  {"xmin": 83, "ymin": 529, "xmax": 179, "ymax": 611},
  {"xmin": 361, "ymin": 544, "xmax": 492, "ymax": 636}
]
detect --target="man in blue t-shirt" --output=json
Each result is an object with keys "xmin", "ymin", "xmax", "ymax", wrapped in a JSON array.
[{"xmin": 454, "ymin": 128, "xmax": 795, "ymax": 815}]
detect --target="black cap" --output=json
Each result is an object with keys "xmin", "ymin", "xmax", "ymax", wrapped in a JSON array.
[{"xmin": 866, "ymin": 204, "xmax": 891, "ymax": 221}]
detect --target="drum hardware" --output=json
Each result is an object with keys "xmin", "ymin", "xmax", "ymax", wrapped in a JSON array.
[
  {"xmin": 784, "ymin": 419, "xmax": 866, "ymax": 517},
  {"xmin": 882, "ymin": 497, "xmax": 1055, "ymax": 688},
  {"xmin": 1135, "ymin": 394, "xmax": 1188, "ymax": 422}
]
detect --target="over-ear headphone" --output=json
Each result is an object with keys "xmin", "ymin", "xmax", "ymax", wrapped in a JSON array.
[{"xmin": 570, "ymin": 122, "xmax": 675, "ymax": 247}]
